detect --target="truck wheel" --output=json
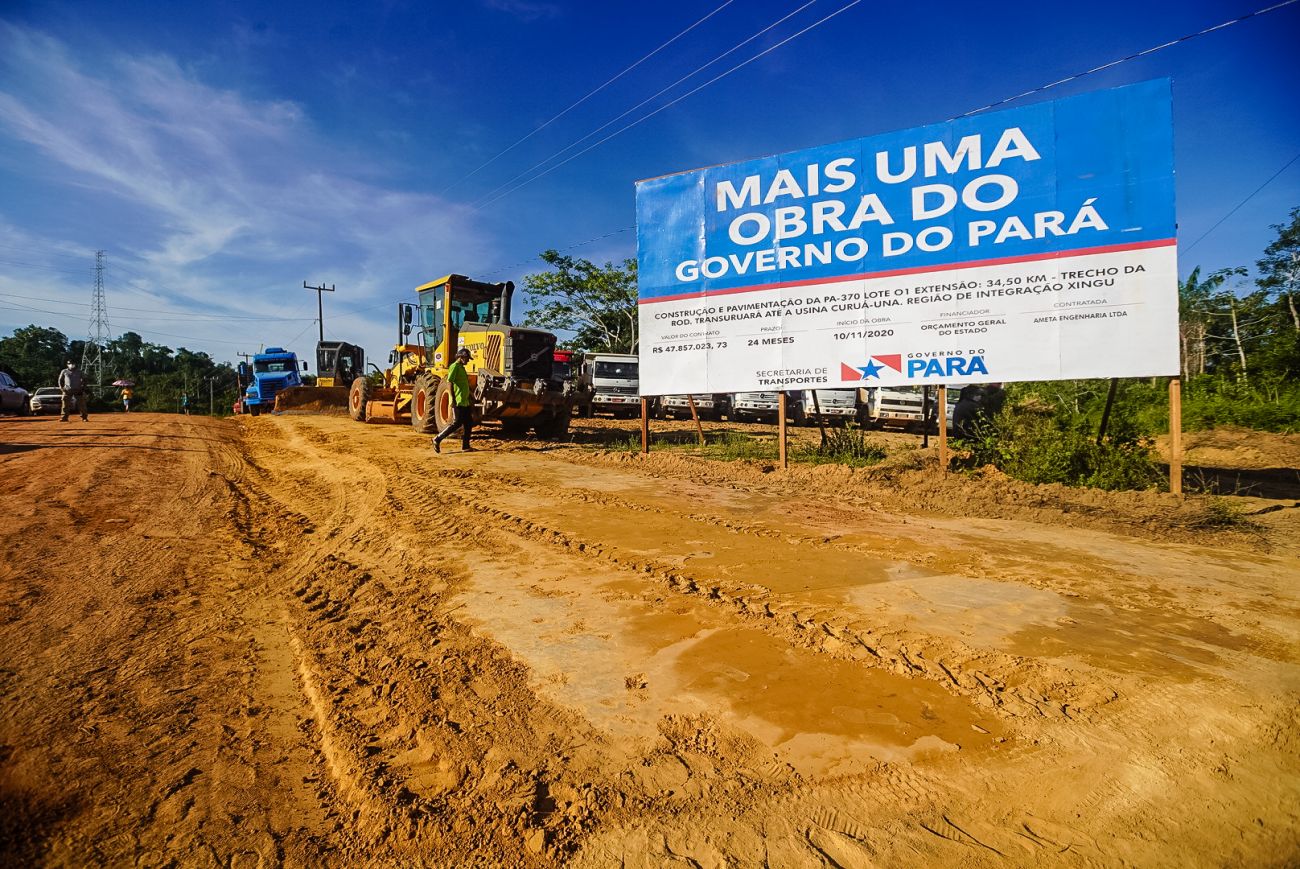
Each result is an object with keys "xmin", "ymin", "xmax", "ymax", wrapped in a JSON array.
[
  {"xmin": 349, "ymin": 377, "xmax": 371, "ymax": 422},
  {"xmin": 411, "ymin": 374, "xmax": 439, "ymax": 434},
  {"xmin": 249, "ymin": 404, "xmax": 260, "ymax": 417},
  {"xmin": 433, "ymin": 379, "xmax": 456, "ymax": 432},
  {"xmin": 535, "ymin": 407, "xmax": 571, "ymax": 440}
]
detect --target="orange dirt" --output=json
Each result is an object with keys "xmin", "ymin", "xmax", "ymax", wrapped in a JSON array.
[{"xmin": 1, "ymin": 412, "xmax": 1297, "ymax": 866}]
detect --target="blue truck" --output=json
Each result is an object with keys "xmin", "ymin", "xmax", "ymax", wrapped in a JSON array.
[{"xmin": 238, "ymin": 347, "xmax": 308, "ymax": 416}]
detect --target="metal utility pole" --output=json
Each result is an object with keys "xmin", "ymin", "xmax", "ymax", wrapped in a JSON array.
[
  {"xmin": 82, "ymin": 250, "xmax": 112, "ymax": 393},
  {"xmin": 303, "ymin": 281, "xmax": 335, "ymax": 344}
]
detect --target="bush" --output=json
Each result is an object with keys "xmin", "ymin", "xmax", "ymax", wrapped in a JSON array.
[
  {"xmin": 958, "ymin": 405, "xmax": 1166, "ymax": 491},
  {"xmin": 793, "ymin": 428, "xmax": 888, "ymax": 467}
]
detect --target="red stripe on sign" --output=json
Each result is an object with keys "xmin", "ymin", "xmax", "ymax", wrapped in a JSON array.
[{"xmin": 638, "ymin": 237, "xmax": 1177, "ymax": 305}]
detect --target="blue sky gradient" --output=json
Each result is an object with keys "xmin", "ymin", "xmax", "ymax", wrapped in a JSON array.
[{"xmin": 1, "ymin": 0, "xmax": 1297, "ymax": 365}]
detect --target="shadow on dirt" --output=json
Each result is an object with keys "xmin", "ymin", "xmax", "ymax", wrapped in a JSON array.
[
  {"xmin": 0, "ymin": 442, "xmax": 202, "ymax": 454},
  {"xmin": 0, "ymin": 780, "xmax": 80, "ymax": 866},
  {"xmin": 1182, "ymin": 465, "xmax": 1300, "ymax": 500}
]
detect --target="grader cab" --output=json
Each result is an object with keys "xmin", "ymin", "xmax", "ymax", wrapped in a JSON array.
[{"xmin": 348, "ymin": 274, "xmax": 581, "ymax": 438}]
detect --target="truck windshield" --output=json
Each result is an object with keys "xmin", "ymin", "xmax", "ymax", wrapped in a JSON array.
[
  {"xmin": 254, "ymin": 360, "xmax": 292, "ymax": 373},
  {"xmin": 595, "ymin": 361, "xmax": 637, "ymax": 379}
]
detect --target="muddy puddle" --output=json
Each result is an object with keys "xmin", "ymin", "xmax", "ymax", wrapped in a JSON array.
[{"xmin": 458, "ymin": 555, "xmax": 1001, "ymax": 777}]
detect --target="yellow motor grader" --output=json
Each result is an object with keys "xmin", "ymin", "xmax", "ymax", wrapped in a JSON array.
[{"xmin": 348, "ymin": 274, "xmax": 581, "ymax": 438}]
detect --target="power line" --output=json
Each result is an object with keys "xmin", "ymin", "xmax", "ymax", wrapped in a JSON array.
[
  {"xmin": 439, "ymin": 0, "xmax": 738, "ymax": 196},
  {"xmin": 0, "ymin": 291, "xmax": 316, "ymax": 322},
  {"xmin": 951, "ymin": 0, "xmax": 1300, "ymax": 119},
  {"xmin": 1183, "ymin": 150, "xmax": 1300, "ymax": 254},
  {"xmin": 0, "ymin": 301, "xmax": 250, "ymax": 348},
  {"xmin": 474, "ymin": 0, "xmax": 864, "ymax": 210},
  {"xmin": 481, "ymin": 227, "xmax": 636, "ymax": 278},
  {"xmin": 471, "ymin": 0, "xmax": 820, "ymax": 210},
  {"xmin": 0, "ymin": 257, "xmax": 93, "ymax": 276}
]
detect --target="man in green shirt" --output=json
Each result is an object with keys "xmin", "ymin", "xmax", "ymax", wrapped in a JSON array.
[{"xmin": 433, "ymin": 348, "xmax": 474, "ymax": 453}]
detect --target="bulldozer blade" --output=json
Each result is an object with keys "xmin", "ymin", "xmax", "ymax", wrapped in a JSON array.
[{"xmin": 274, "ymin": 386, "xmax": 351, "ymax": 413}]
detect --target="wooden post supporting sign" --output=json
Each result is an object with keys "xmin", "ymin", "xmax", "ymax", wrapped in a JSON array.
[
  {"xmin": 686, "ymin": 394, "xmax": 706, "ymax": 446},
  {"xmin": 778, "ymin": 391, "xmax": 788, "ymax": 469},
  {"xmin": 810, "ymin": 389, "xmax": 829, "ymax": 447},
  {"xmin": 640, "ymin": 397, "xmax": 650, "ymax": 455},
  {"xmin": 937, "ymin": 384, "xmax": 948, "ymax": 474},
  {"xmin": 1169, "ymin": 377, "xmax": 1183, "ymax": 495}
]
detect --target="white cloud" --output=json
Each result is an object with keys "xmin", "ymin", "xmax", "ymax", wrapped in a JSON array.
[{"xmin": 0, "ymin": 23, "xmax": 495, "ymax": 362}]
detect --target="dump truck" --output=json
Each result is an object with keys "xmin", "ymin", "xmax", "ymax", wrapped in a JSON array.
[
  {"xmin": 792, "ymin": 389, "xmax": 859, "ymax": 425},
  {"xmin": 239, "ymin": 347, "xmax": 308, "ymax": 416},
  {"xmin": 730, "ymin": 391, "xmax": 781, "ymax": 422},
  {"xmin": 576, "ymin": 353, "xmax": 640, "ymax": 418},
  {"xmin": 349, "ymin": 274, "xmax": 580, "ymax": 438},
  {"xmin": 659, "ymin": 394, "xmax": 728, "ymax": 420}
]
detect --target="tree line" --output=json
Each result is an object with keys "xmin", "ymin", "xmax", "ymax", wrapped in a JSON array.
[{"xmin": 0, "ymin": 327, "xmax": 241, "ymax": 413}]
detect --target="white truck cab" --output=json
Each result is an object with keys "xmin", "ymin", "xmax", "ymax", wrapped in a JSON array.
[
  {"xmin": 730, "ymin": 391, "xmax": 781, "ymax": 422},
  {"xmin": 793, "ymin": 389, "xmax": 858, "ymax": 425},
  {"xmin": 578, "ymin": 353, "xmax": 640, "ymax": 418}
]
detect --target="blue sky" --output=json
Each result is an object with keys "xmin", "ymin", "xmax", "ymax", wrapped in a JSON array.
[{"xmin": 1, "ymin": 0, "xmax": 1297, "ymax": 367}]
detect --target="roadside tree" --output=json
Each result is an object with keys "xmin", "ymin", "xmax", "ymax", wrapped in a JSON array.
[
  {"xmin": 522, "ymin": 250, "xmax": 638, "ymax": 353},
  {"xmin": 0, "ymin": 325, "xmax": 70, "ymax": 390}
]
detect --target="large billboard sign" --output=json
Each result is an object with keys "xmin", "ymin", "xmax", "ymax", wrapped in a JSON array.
[{"xmin": 635, "ymin": 80, "xmax": 1177, "ymax": 395}]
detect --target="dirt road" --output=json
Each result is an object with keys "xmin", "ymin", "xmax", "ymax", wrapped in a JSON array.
[{"xmin": 2, "ymin": 412, "xmax": 1298, "ymax": 866}]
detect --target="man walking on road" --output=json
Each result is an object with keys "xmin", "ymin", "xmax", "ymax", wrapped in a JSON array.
[
  {"xmin": 58, "ymin": 360, "xmax": 88, "ymax": 422},
  {"xmin": 433, "ymin": 348, "xmax": 474, "ymax": 453}
]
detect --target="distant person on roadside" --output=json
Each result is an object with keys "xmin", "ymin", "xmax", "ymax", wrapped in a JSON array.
[
  {"xmin": 432, "ymin": 348, "xmax": 474, "ymax": 454},
  {"xmin": 180, "ymin": 393, "xmax": 191, "ymax": 415},
  {"xmin": 58, "ymin": 360, "xmax": 88, "ymax": 423},
  {"xmin": 951, "ymin": 385, "xmax": 982, "ymax": 441},
  {"xmin": 120, "ymin": 386, "xmax": 133, "ymax": 413}
]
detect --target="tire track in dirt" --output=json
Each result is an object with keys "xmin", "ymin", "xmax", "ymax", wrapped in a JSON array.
[
  {"xmin": 234, "ymin": 419, "xmax": 710, "ymax": 863},
  {"xmin": 183, "ymin": 416, "xmax": 1300, "ymax": 866},
  {"xmin": 386, "ymin": 466, "xmax": 1092, "ymax": 723}
]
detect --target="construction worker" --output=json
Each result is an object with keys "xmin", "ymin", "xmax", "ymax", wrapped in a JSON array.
[
  {"xmin": 432, "ymin": 348, "xmax": 474, "ymax": 453},
  {"xmin": 58, "ymin": 360, "xmax": 88, "ymax": 422}
]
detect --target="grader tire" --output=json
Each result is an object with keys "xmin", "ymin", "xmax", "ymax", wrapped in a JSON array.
[
  {"xmin": 410, "ymin": 374, "xmax": 439, "ymax": 435},
  {"xmin": 433, "ymin": 379, "xmax": 457, "ymax": 433},
  {"xmin": 348, "ymin": 377, "xmax": 371, "ymax": 422}
]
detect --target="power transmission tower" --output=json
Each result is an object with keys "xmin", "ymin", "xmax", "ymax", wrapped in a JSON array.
[{"xmin": 82, "ymin": 250, "xmax": 112, "ymax": 394}]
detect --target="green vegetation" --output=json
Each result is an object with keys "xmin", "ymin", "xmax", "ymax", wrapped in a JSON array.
[
  {"xmin": 958, "ymin": 403, "xmax": 1165, "ymax": 491},
  {"xmin": 0, "ymin": 326, "xmax": 240, "ymax": 413},
  {"xmin": 593, "ymin": 428, "xmax": 889, "ymax": 469},
  {"xmin": 795, "ymin": 427, "xmax": 889, "ymax": 466},
  {"xmin": 522, "ymin": 250, "xmax": 638, "ymax": 353}
]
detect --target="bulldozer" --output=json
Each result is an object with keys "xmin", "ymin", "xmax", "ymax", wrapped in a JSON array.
[{"xmin": 348, "ymin": 274, "xmax": 581, "ymax": 438}]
